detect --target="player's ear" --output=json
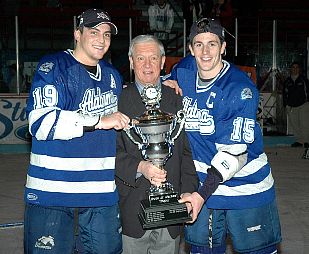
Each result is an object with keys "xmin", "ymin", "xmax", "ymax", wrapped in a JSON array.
[
  {"xmin": 74, "ymin": 29, "xmax": 81, "ymax": 42},
  {"xmin": 221, "ymin": 41, "xmax": 227, "ymax": 55},
  {"xmin": 161, "ymin": 56, "xmax": 166, "ymax": 70},
  {"xmin": 189, "ymin": 44, "xmax": 195, "ymax": 56},
  {"xmin": 129, "ymin": 56, "xmax": 134, "ymax": 70}
]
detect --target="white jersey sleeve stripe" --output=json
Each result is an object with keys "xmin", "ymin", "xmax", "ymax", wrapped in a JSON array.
[
  {"xmin": 215, "ymin": 143, "xmax": 247, "ymax": 155},
  {"xmin": 194, "ymin": 153, "xmax": 268, "ymax": 178},
  {"xmin": 30, "ymin": 153, "xmax": 115, "ymax": 171},
  {"xmin": 234, "ymin": 153, "xmax": 268, "ymax": 177},
  {"xmin": 213, "ymin": 171, "xmax": 274, "ymax": 197},
  {"xmin": 26, "ymin": 175, "xmax": 116, "ymax": 193},
  {"xmin": 28, "ymin": 107, "xmax": 58, "ymax": 127},
  {"xmin": 29, "ymin": 108, "xmax": 88, "ymax": 140}
]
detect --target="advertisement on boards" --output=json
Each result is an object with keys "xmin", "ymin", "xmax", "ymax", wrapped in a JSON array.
[{"xmin": 0, "ymin": 97, "xmax": 31, "ymax": 144}]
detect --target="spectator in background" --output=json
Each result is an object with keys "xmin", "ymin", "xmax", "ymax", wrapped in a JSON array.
[
  {"xmin": 219, "ymin": 0, "xmax": 234, "ymax": 30},
  {"xmin": 148, "ymin": 0, "xmax": 174, "ymax": 45},
  {"xmin": 182, "ymin": 0, "xmax": 202, "ymax": 37},
  {"xmin": 0, "ymin": 73, "xmax": 9, "ymax": 93},
  {"xmin": 283, "ymin": 61, "xmax": 309, "ymax": 148},
  {"xmin": 7, "ymin": 64, "xmax": 24, "ymax": 93},
  {"xmin": 200, "ymin": 0, "xmax": 214, "ymax": 18},
  {"xmin": 211, "ymin": 0, "xmax": 222, "ymax": 18}
]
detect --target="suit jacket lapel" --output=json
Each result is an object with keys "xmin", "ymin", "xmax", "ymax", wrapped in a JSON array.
[{"xmin": 127, "ymin": 84, "xmax": 146, "ymax": 116}]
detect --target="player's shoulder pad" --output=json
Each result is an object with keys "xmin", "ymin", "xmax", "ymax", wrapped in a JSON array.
[
  {"xmin": 172, "ymin": 55, "xmax": 197, "ymax": 74},
  {"xmin": 100, "ymin": 59, "xmax": 119, "ymax": 73},
  {"xmin": 227, "ymin": 65, "xmax": 258, "ymax": 100},
  {"xmin": 37, "ymin": 58, "xmax": 56, "ymax": 74},
  {"xmin": 232, "ymin": 83, "xmax": 258, "ymax": 102},
  {"xmin": 37, "ymin": 51, "xmax": 66, "ymax": 75},
  {"xmin": 100, "ymin": 59, "xmax": 123, "ymax": 82},
  {"xmin": 178, "ymin": 54, "xmax": 196, "ymax": 68}
]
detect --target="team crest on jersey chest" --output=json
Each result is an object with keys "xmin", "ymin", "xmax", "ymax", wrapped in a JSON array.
[{"xmin": 183, "ymin": 96, "xmax": 215, "ymax": 135}]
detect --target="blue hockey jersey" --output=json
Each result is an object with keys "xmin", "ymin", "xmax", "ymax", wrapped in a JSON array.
[
  {"xmin": 165, "ymin": 59, "xmax": 275, "ymax": 209},
  {"xmin": 25, "ymin": 49, "xmax": 122, "ymax": 207}
]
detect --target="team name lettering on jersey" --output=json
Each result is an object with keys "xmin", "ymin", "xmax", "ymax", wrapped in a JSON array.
[
  {"xmin": 79, "ymin": 87, "xmax": 117, "ymax": 115},
  {"xmin": 183, "ymin": 96, "xmax": 215, "ymax": 135}
]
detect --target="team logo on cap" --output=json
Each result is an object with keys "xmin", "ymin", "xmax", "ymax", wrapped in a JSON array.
[
  {"xmin": 97, "ymin": 12, "xmax": 109, "ymax": 20},
  {"xmin": 196, "ymin": 18, "xmax": 210, "ymax": 32}
]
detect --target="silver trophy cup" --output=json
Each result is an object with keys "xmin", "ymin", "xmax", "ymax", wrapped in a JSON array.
[{"xmin": 124, "ymin": 85, "xmax": 191, "ymax": 229}]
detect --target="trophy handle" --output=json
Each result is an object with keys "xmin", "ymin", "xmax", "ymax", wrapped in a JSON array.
[
  {"xmin": 170, "ymin": 110, "xmax": 186, "ymax": 145},
  {"xmin": 123, "ymin": 122, "xmax": 144, "ymax": 150}
]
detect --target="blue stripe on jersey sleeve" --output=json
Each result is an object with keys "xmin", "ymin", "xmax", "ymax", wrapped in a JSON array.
[{"xmin": 47, "ymin": 109, "xmax": 60, "ymax": 140}]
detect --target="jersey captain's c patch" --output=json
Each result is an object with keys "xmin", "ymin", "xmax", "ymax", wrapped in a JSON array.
[
  {"xmin": 39, "ymin": 62, "xmax": 54, "ymax": 73},
  {"xmin": 241, "ymin": 88, "xmax": 253, "ymax": 100}
]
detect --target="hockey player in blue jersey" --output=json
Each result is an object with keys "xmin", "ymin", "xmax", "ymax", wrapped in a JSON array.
[
  {"xmin": 24, "ymin": 9, "xmax": 130, "ymax": 254},
  {"xmin": 165, "ymin": 18, "xmax": 282, "ymax": 253}
]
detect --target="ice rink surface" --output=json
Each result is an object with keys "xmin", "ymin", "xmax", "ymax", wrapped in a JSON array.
[{"xmin": 1, "ymin": 146, "xmax": 308, "ymax": 253}]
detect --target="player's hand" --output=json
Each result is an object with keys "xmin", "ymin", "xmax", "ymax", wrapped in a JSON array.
[
  {"xmin": 95, "ymin": 112, "xmax": 130, "ymax": 130},
  {"xmin": 162, "ymin": 80, "xmax": 183, "ymax": 96},
  {"xmin": 178, "ymin": 192, "xmax": 204, "ymax": 223},
  {"xmin": 180, "ymin": 192, "xmax": 193, "ymax": 213},
  {"xmin": 138, "ymin": 161, "xmax": 167, "ymax": 187}
]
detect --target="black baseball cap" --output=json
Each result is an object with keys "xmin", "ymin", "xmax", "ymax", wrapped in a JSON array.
[
  {"xmin": 77, "ymin": 9, "xmax": 118, "ymax": 35},
  {"xmin": 189, "ymin": 17, "xmax": 225, "ymax": 42}
]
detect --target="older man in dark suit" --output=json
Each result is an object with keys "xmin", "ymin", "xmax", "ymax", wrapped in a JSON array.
[{"xmin": 115, "ymin": 35, "xmax": 198, "ymax": 254}]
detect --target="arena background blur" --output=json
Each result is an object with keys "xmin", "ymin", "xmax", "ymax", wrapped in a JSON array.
[{"xmin": 1, "ymin": 2, "xmax": 309, "ymax": 252}]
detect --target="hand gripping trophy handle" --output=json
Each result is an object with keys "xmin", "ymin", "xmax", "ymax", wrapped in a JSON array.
[{"xmin": 123, "ymin": 120, "xmax": 146, "ymax": 152}]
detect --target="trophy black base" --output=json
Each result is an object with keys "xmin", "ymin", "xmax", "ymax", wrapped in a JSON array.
[{"xmin": 138, "ymin": 198, "xmax": 191, "ymax": 229}]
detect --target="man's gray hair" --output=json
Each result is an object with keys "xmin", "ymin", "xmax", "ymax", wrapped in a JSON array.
[{"xmin": 128, "ymin": 35, "xmax": 165, "ymax": 57}]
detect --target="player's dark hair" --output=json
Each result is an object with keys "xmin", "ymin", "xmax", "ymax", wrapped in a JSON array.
[{"xmin": 76, "ymin": 26, "xmax": 84, "ymax": 33}]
